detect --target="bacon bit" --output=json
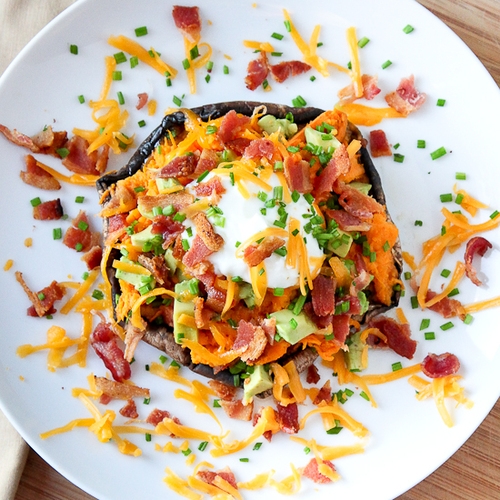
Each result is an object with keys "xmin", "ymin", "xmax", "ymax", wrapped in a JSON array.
[
  {"xmin": 197, "ymin": 468, "xmax": 238, "ymax": 490},
  {"xmin": 253, "ymin": 409, "xmax": 275, "ymax": 442},
  {"xmin": 335, "ymin": 180, "xmax": 384, "ymax": 220},
  {"xmin": 269, "ymin": 60, "xmax": 311, "ymax": 83},
  {"xmin": 243, "ymin": 236, "xmax": 285, "ymax": 267},
  {"xmin": 172, "ymin": 5, "xmax": 201, "ymax": 43},
  {"xmin": 243, "ymin": 138, "xmax": 276, "ymax": 160},
  {"xmin": 314, "ymin": 144, "xmax": 350, "ymax": 196},
  {"xmin": 0, "ymin": 124, "xmax": 41, "ymax": 152},
  {"xmin": 90, "ymin": 320, "xmax": 131, "ymax": 382},
  {"xmin": 20, "ymin": 155, "xmax": 61, "ymax": 190},
  {"xmin": 63, "ymin": 211, "xmax": 100, "ymax": 253},
  {"xmin": 136, "ymin": 92, "xmax": 148, "ymax": 110},
  {"xmin": 193, "ymin": 148, "xmax": 218, "ymax": 177},
  {"xmin": 284, "ymin": 155, "xmax": 313, "ymax": 194},
  {"xmin": 276, "ymin": 402, "xmax": 300, "ymax": 434},
  {"xmin": 61, "ymin": 135, "xmax": 100, "ymax": 176},
  {"xmin": 233, "ymin": 320, "xmax": 267, "ymax": 363},
  {"xmin": 313, "ymin": 380, "xmax": 332, "ymax": 405},
  {"xmin": 193, "ymin": 297, "xmax": 217, "ymax": 329},
  {"xmin": 146, "ymin": 408, "xmax": 180, "ymax": 426},
  {"xmin": 367, "ymin": 316, "xmax": 417, "ymax": 359},
  {"xmin": 81, "ymin": 245, "xmax": 103, "ymax": 271},
  {"xmin": 225, "ymin": 137, "xmax": 252, "ymax": 156},
  {"xmin": 311, "ymin": 274, "xmax": 336, "ymax": 317},
  {"xmin": 94, "ymin": 376, "xmax": 150, "ymax": 400},
  {"xmin": 123, "ymin": 322, "xmax": 146, "ymax": 363},
  {"xmin": 261, "ymin": 316, "xmax": 277, "ymax": 345},
  {"xmin": 303, "ymin": 458, "xmax": 337, "ymax": 484},
  {"xmin": 421, "ymin": 353, "xmax": 460, "ymax": 379},
  {"xmin": 220, "ymin": 399, "xmax": 254, "ymax": 421},
  {"xmin": 337, "ymin": 74, "xmax": 381, "ymax": 103},
  {"xmin": 385, "ymin": 75, "xmax": 426, "ymax": 116},
  {"xmin": 425, "ymin": 290, "xmax": 465, "ymax": 319},
  {"xmin": 464, "ymin": 236, "xmax": 492, "ymax": 286},
  {"xmin": 182, "ymin": 235, "xmax": 213, "ymax": 268},
  {"xmin": 139, "ymin": 191, "xmax": 194, "ymax": 214},
  {"xmin": 325, "ymin": 209, "xmax": 371, "ymax": 232},
  {"xmin": 106, "ymin": 213, "xmax": 128, "ymax": 244},
  {"xmin": 208, "ymin": 379, "xmax": 238, "ymax": 401},
  {"xmin": 151, "ymin": 215, "xmax": 184, "ymax": 249},
  {"xmin": 194, "ymin": 176, "xmax": 226, "ymax": 197},
  {"xmin": 245, "ymin": 51, "xmax": 269, "ymax": 91},
  {"xmin": 369, "ymin": 129, "xmax": 392, "ymax": 158},
  {"xmin": 192, "ymin": 212, "xmax": 224, "ymax": 252},
  {"xmin": 96, "ymin": 145, "xmax": 110, "ymax": 174},
  {"xmin": 330, "ymin": 314, "xmax": 351, "ymax": 343},
  {"xmin": 306, "ymin": 364, "xmax": 321, "ymax": 385},
  {"xmin": 137, "ymin": 254, "xmax": 170, "ymax": 285},
  {"xmin": 33, "ymin": 199, "xmax": 64, "ymax": 221},
  {"xmin": 16, "ymin": 272, "xmax": 65, "ymax": 317},
  {"xmin": 119, "ymin": 399, "xmax": 139, "ymax": 419},
  {"xmin": 158, "ymin": 153, "xmax": 198, "ymax": 178},
  {"xmin": 31, "ymin": 126, "xmax": 68, "ymax": 156},
  {"xmin": 217, "ymin": 110, "xmax": 251, "ymax": 144}
]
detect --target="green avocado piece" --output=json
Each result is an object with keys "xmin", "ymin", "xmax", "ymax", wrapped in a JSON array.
[
  {"xmin": 258, "ymin": 115, "xmax": 298, "ymax": 139},
  {"xmin": 344, "ymin": 330, "xmax": 365, "ymax": 372},
  {"xmin": 238, "ymin": 282, "xmax": 256, "ymax": 308},
  {"xmin": 173, "ymin": 279, "xmax": 199, "ymax": 344},
  {"xmin": 327, "ymin": 229, "xmax": 353, "ymax": 258},
  {"xmin": 156, "ymin": 177, "xmax": 182, "ymax": 193},
  {"xmin": 305, "ymin": 126, "xmax": 341, "ymax": 152},
  {"xmin": 243, "ymin": 365, "xmax": 274, "ymax": 404},
  {"xmin": 270, "ymin": 309, "xmax": 317, "ymax": 345},
  {"xmin": 349, "ymin": 181, "xmax": 372, "ymax": 195},
  {"xmin": 130, "ymin": 225, "xmax": 155, "ymax": 248},
  {"xmin": 115, "ymin": 257, "xmax": 156, "ymax": 291}
]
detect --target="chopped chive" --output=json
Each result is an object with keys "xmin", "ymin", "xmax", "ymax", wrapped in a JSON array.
[
  {"xmin": 414, "ymin": 220, "xmax": 423, "ymax": 226},
  {"xmin": 270, "ymin": 52, "xmax": 282, "ymax": 57},
  {"xmin": 173, "ymin": 95, "xmax": 182, "ymax": 106},
  {"xmin": 145, "ymin": 433, "xmax": 152, "ymax": 442},
  {"xmin": 430, "ymin": 147, "xmax": 447, "ymax": 160},
  {"xmin": 440, "ymin": 269, "xmax": 451, "ymax": 278},
  {"xmin": 239, "ymin": 458, "xmax": 249, "ymax": 462},
  {"xmin": 463, "ymin": 314, "xmax": 474, "ymax": 325},
  {"xmin": 69, "ymin": 44, "xmax": 78, "ymax": 55},
  {"xmin": 326, "ymin": 426, "xmax": 343, "ymax": 435},
  {"xmin": 223, "ymin": 65, "xmax": 229, "ymax": 74},
  {"xmin": 253, "ymin": 442, "xmax": 262, "ymax": 451},
  {"xmin": 135, "ymin": 26, "xmax": 148, "ymax": 37},
  {"xmin": 359, "ymin": 391, "xmax": 370, "ymax": 401},
  {"xmin": 182, "ymin": 58, "xmax": 190, "ymax": 70},
  {"xmin": 424, "ymin": 332, "xmax": 436, "ymax": 340},
  {"xmin": 303, "ymin": 446, "xmax": 311, "ymax": 454},
  {"xmin": 490, "ymin": 210, "xmax": 499, "ymax": 219},
  {"xmin": 159, "ymin": 355, "xmax": 168, "ymax": 364},
  {"xmin": 403, "ymin": 24, "xmax": 414, "ymax": 34},
  {"xmin": 78, "ymin": 95, "xmax": 85, "ymax": 104},
  {"xmin": 170, "ymin": 360, "xmax": 181, "ymax": 368},
  {"xmin": 75, "ymin": 243, "xmax": 83, "ymax": 252},
  {"xmin": 291, "ymin": 190, "xmax": 300, "ymax": 203},
  {"xmin": 381, "ymin": 60, "xmax": 392, "ymax": 69},
  {"xmin": 198, "ymin": 441, "xmax": 208, "ymax": 451},
  {"xmin": 417, "ymin": 139, "xmax": 426, "ymax": 149},
  {"xmin": 82, "ymin": 271, "xmax": 89, "ymax": 280},
  {"xmin": 357, "ymin": 37, "xmax": 370, "ymax": 48},
  {"xmin": 206, "ymin": 60, "xmax": 214, "ymax": 72},
  {"xmin": 145, "ymin": 364, "xmax": 150, "ymax": 372},
  {"xmin": 206, "ymin": 125, "xmax": 217, "ymax": 135},
  {"xmin": 166, "ymin": 77, "xmax": 172, "ymax": 87},
  {"xmin": 57, "ymin": 148, "xmax": 70, "ymax": 159},
  {"xmin": 274, "ymin": 288, "xmax": 285, "ymax": 297},
  {"xmin": 392, "ymin": 361, "xmax": 403, "ymax": 372},
  {"xmin": 271, "ymin": 32, "xmax": 284, "ymax": 40},
  {"xmin": 181, "ymin": 448, "xmax": 192, "ymax": 457},
  {"xmin": 284, "ymin": 20, "xmax": 291, "ymax": 32},
  {"xmin": 75, "ymin": 195, "xmax": 85, "ymax": 203},
  {"xmin": 113, "ymin": 52, "xmax": 127, "ymax": 64},
  {"xmin": 310, "ymin": 75, "xmax": 316, "ymax": 82},
  {"xmin": 53, "ymin": 228, "xmax": 62, "ymax": 240},
  {"xmin": 440, "ymin": 321, "xmax": 454, "ymax": 331},
  {"xmin": 420, "ymin": 318, "xmax": 430, "ymax": 330},
  {"xmin": 181, "ymin": 239, "xmax": 190, "ymax": 251},
  {"xmin": 112, "ymin": 71, "xmax": 122, "ymax": 81},
  {"xmin": 404, "ymin": 271, "xmax": 412, "ymax": 280},
  {"xmin": 130, "ymin": 56, "xmax": 139, "ymax": 68},
  {"xmin": 455, "ymin": 172, "xmax": 466, "ymax": 180},
  {"xmin": 190, "ymin": 45, "xmax": 199, "ymax": 60},
  {"xmin": 197, "ymin": 170, "xmax": 210, "ymax": 183},
  {"xmin": 292, "ymin": 95, "xmax": 307, "ymax": 107},
  {"xmin": 205, "ymin": 74, "xmax": 211, "ymax": 83},
  {"xmin": 117, "ymin": 91, "xmax": 125, "ymax": 105},
  {"xmin": 77, "ymin": 220, "xmax": 89, "ymax": 231},
  {"xmin": 440, "ymin": 193, "xmax": 453, "ymax": 203},
  {"xmin": 447, "ymin": 288, "xmax": 459, "ymax": 297},
  {"xmin": 229, "ymin": 171, "xmax": 235, "ymax": 186},
  {"xmin": 436, "ymin": 98, "xmax": 446, "ymax": 107},
  {"xmin": 138, "ymin": 120, "xmax": 146, "ymax": 128},
  {"xmin": 92, "ymin": 289, "xmax": 104, "ymax": 300},
  {"xmin": 393, "ymin": 153, "xmax": 405, "ymax": 163},
  {"xmin": 410, "ymin": 296, "xmax": 418, "ymax": 309},
  {"xmin": 393, "ymin": 143, "xmax": 400, "ymax": 150},
  {"xmin": 143, "ymin": 397, "xmax": 151, "ymax": 405}
]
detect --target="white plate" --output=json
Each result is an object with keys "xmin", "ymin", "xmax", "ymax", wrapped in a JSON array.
[{"xmin": 1, "ymin": 0, "xmax": 499, "ymax": 499}]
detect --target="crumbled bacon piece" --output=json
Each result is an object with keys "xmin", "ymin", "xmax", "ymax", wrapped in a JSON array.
[
  {"xmin": 193, "ymin": 148, "xmax": 218, "ymax": 177},
  {"xmin": 94, "ymin": 376, "xmax": 150, "ymax": 400},
  {"xmin": 303, "ymin": 458, "xmax": 337, "ymax": 484},
  {"xmin": 220, "ymin": 399, "xmax": 254, "ymax": 421},
  {"xmin": 421, "ymin": 352, "xmax": 460, "ymax": 379},
  {"xmin": 123, "ymin": 322, "xmax": 146, "ymax": 363},
  {"xmin": 367, "ymin": 316, "xmax": 417, "ymax": 359},
  {"xmin": 334, "ymin": 180, "xmax": 384, "ymax": 220},
  {"xmin": 61, "ymin": 135, "xmax": 100, "ymax": 176},
  {"xmin": 369, "ymin": 129, "xmax": 392, "ymax": 158},
  {"xmin": 261, "ymin": 316, "xmax": 277, "ymax": 345},
  {"xmin": 16, "ymin": 272, "xmax": 65, "ymax": 317},
  {"xmin": 385, "ymin": 75, "xmax": 426, "ymax": 116},
  {"xmin": 284, "ymin": 155, "xmax": 312, "ymax": 194},
  {"xmin": 63, "ymin": 211, "xmax": 100, "ymax": 253},
  {"xmin": 311, "ymin": 274, "xmax": 336, "ymax": 317},
  {"xmin": 31, "ymin": 126, "xmax": 68, "ymax": 156},
  {"xmin": 325, "ymin": 209, "xmax": 371, "ymax": 232},
  {"xmin": 119, "ymin": 399, "xmax": 139, "ymax": 419},
  {"xmin": 217, "ymin": 110, "xmax": 251, "ymax": 144},
  {"xmin": 33, "ymin": 199, "xmax": 63, "ymax": 221},
  {"xmin": 233, "ymin": 320, "xmax": 267, "ymax": 362},
  {"xmin": 158, "ymin": 153, "xmax": 198, "ymax": 178},
  {"xmin": 20, "ymin": 155, "xmax": 61, "ymax": 190},
  {"xmin": 193, "ymin": 296, "xmax": 217, "ymax": 329},
  {"xmin": 306, "ymin": 364, "xmax": 321, "ymax": 385},
  {"xmin": 192, "ymin": 212, "xmax": 224, "ymax": 252},
  {"xmin": 136, "ymin": 92, "xmax": 148, "ymax": 110},
  {"xmin": 208, "ymin": 380, "xmax": 238, "ymax": 401},
  {"xmin": 197, "ymin": 468, "xmax": 238, "ymax": 490},
  {"xmin": 269, "ymin": 60, "xmax": 311, "ymax": 83},
  {"xmin": 330, "ymin": 314, "xmax": 350, "ymax": 343},
  {"xmin": 276, "ymin": 402, "xmax": 299, "ymax": 434},
  {"xmin": 90, "ymin": 320, "xmax": 131, "ymax": 382},
  {"xmin": 243, "ymin": 236, "xmax": 285, "ymax": 267},
  {"xmin": 245, "ymin": 51, "xmax": 269, "ymax": 91},
  {"xmin": 337, "ymin": 74, "xmax": 381, "ymax": 103},
  {"xmin": 243, "ymin": 138, "xmax": 276, "ymax": 160},
  {"xmin": 138, "ymin": 191, "xmax": 194, "ymax": 214},
  {"xmin": 0, "ymin": 124, "xmax": 41, "ymax": 152},
  {"xmin": 151, "ymin": 215, "xmax": 184, "ymax": 249},
  {"xmin": 182, "ymin": 235, "xmax": 213, "ymax": 268},
  {"xmin": 81, "ymin": 245, "xmax": 103, "ymax": 271},
  {"xmin": 425, "ymin": 290, "xmax": 465, "ymax": 319},
  {"xmin": 137, "ymin": 253, "xmax": 170, "ymax": 285},
  {"xmin": 105, "ymin": 213, "xmax": 128, "ymax": 245},
  {"xmin": 313, "ymin": 380, "xmax": 332, "ymax": 405},
  {"xmin": 193, "ymin": 176, "xmax": 226, "ymax": 197},
  {"xmin": 194, "ymin": 267, "xmax": 227, "ymax": 313},
  {"xmin": 172, "ymin": 5, "xmax": 201, "ymax": 43},
  {"xmin": 314, "ymin": 145, "xmax": 350, "ymax": 196},
  {"xmin": 146, "ymin": 408, "xmax": 179, "ymax": 426},
  {"xmin": 464, "ymin": 236, "xmax": 492, "ymax": 286}
]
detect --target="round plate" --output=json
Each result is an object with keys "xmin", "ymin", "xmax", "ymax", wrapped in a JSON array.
[{"xmin": 1, "ymin": 1, "xmax": 499, "ymax": 499}]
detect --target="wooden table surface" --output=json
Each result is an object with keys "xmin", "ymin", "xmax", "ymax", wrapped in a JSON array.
[{"xmin": 4, "ymin": 0, "xmax": 500, "ymax": 499}]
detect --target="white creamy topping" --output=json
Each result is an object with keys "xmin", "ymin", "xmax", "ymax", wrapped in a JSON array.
[{"xmin": 183, "ymin": 171, "xmax": 323, "ymax": 289}]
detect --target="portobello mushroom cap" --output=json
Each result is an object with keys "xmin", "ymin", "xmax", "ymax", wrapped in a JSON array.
[{"xmin": 97, "ymin": 101, "xmax": 403, "ymax": 392}]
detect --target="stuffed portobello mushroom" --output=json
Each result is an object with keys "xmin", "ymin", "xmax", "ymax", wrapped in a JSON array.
[{"xmin": 97, "ymin": 101, "xmax": 403, "ymax": 402}]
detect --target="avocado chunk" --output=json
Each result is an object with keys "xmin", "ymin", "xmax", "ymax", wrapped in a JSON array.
[
  {"xmin": 156, "ymin": 177, "xmax": 182, "ymax": 193},
  {"xmin": 115, "ymin": 257, "xmax": 156, "ymax": 292},
  {"xmin": 349, "ymin": 181, "xmax": 372, "ymax": 196},
  {"xmin": 130, "ymin": 225, "xmax": 155, "ymax": 248},
  {"xmin": 270, "ymin": 309, "xmax": 317, "ymax": 345},
  {"xmin": 238, "ymin": 282, "xmax": 256, "ymax": 308},
  {"xmin": 305, "ymin": 126, "xmax": 341, "ymax": 152},
  {"xmin": 327, "ymin": 229, "xmax": 353, "ymax": 258},
  {"xmin": 258, "ymin": 115, "xmax": 298, "ymax": 139},
  {"xmin": 344, "ymin": 330, "xmax": 366, "ymax": 372},
  {"xmin": 173, "ymin": 279, "xmax": 199, "ymax": 344},
  {"xmin": 243, "ymin": 365, "xmax": 274, "ymax": 405}
]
